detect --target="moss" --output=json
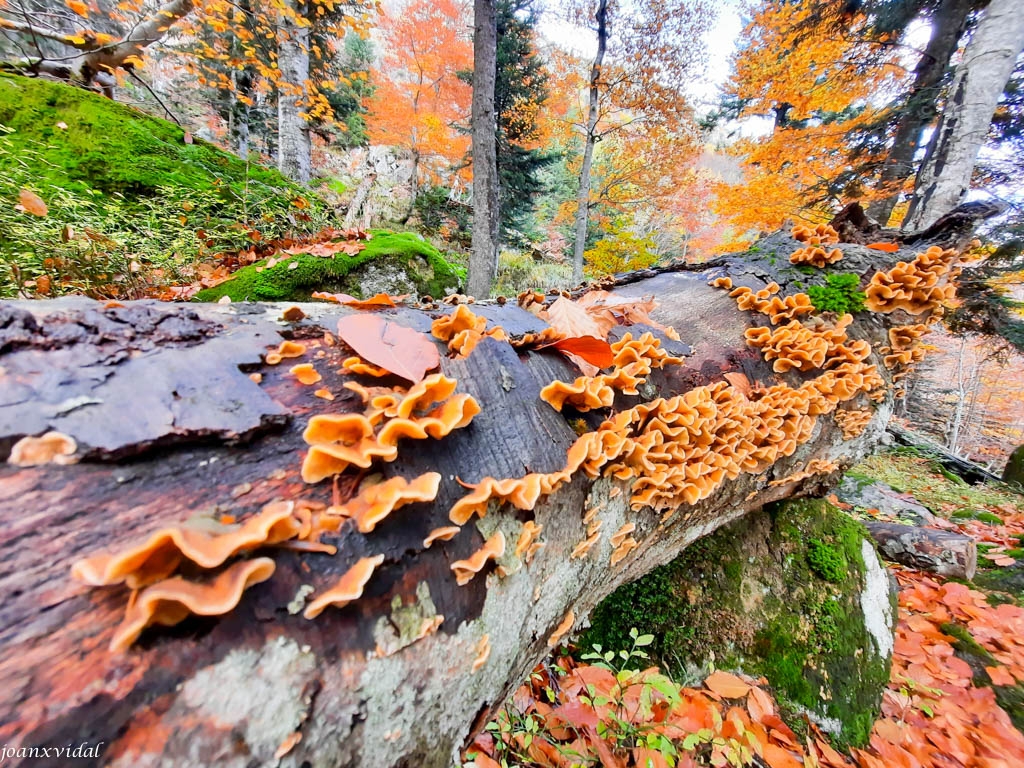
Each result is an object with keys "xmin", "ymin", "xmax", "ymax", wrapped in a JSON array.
[
  {"xmin": 581, "ymin": 498, "xmax": 889, "ymax": 750},
  {"xmin": 193, "ymin": 230, "xmax": 464, "ymax": 302},
  {"xmin": 0, "ymin": 73, "xmax": 328, "ymax": 295},
  {"xmin": 807, "ymin": 273, "xmax": 867, "ymax": 315},
  {"xmin": 807, "ymin": 539, "xmax": 848, "ymax": 583},
  {"xmin": 975, "ymin": 511, "xmax": 1004, "ymax": 525}
]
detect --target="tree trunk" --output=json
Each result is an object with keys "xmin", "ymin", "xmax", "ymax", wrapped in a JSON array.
[
  {"xmin": 867, "ymin": 0, "xmax": 976, "ymax": 227},
  {"xmin": 863, "ymin": 521, "xmax": 977, "ymax": 579},
  {"xmin": 571, "ymin": 0, "xmax": 609, "ymax": 286},
  {"xmin": 343, "ymin": 172, "xmax": 377, "ymax": 230},
  {"xmin": 276, "ymin": 0, "xmax": 312, "ymax": 185},
  {"xmin": 0, "ymin": 230, "xmax": 971, "ymax": 766},
  {"xmin": 468, "ymin": 0, "xmax": 500, "ymax": 299},
  {"xmin": 904, "ymin": 0, "xmax": 1024, "ymax": 229}
]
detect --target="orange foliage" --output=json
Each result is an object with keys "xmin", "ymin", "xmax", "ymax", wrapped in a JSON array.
[{"xmin": 365, "ymin": 0, "xmax": 473, "ymax": 188}]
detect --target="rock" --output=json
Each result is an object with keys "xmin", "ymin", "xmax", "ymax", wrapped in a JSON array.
[
  {"xmin": 1002, "ymin": 444, "xmax": 1024, "ymax": 488},
  {"xmin": 580, "ymin": 498, "xmax": 897, "ymax": 749},
  {"xmin": 835, "ymin": 475, "xmax": 937, "ymax": 525}
]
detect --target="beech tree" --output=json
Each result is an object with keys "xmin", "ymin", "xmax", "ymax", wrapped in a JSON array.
[
  {"xmin": 904, "ymin": 0, "xmax": 1024, "ymax": 229},
  {"xmin": 468, "ymin": 0, "xmax": 499, "ymax": 297}
]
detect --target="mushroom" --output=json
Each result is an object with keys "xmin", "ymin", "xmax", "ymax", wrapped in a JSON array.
[
  {"xmin": 570, "ymin": 532, "xmax": 600, "ymax": 560},
  {"xmin": 340, "ymin": 473, "xmax": 442, "ymax": 533},
  {"xmin": 471, "ymin": 635, "xmax": 491, "ymax": 673},
  {"xmin": 789, "ymin": 246, "xmax": 843, "ymax": 268},
  {"xmin": 449, "ymin": 474, "xmax": 566, "ymax": 525},
  {"xmin": 8, "ymin": 431, "xmax": 77, "ymax": 467},
  {"xmin": 342, "ymin": 356, "xmax": 391, "ymax": 377},
  {"xmin": 711, "ymin": 276, "xmax": 733, "ymax": 289},
  {"xmin": 835, "ymin": 408, "xmax": 872, "ymax": 440},
  {"xmin": 72, "ymin": 502, "xmax": 301, "ymax": 589},
  {"xmin": 609, "ymin": 522, "xmax": 636, "ymax": 548},
  {"xmin": 610, "ymin": 536, "xmax": 638, "ymax": 566},
  {"xmin": 304, "ymin": 554, "xmax": 385, "ymax": 619},
  {"xmin": 514, "ymin": 521, "xmax": 543, "ymax": 559},
  {"xmin": 424, "ymin": 526, "xmax": 461, "ymax": 548},
  {"xmin": 290, "ymin": 363, "xmax": 322, "ymax": 385},
  {"xmin": 451, "ymin": 532, "xmax": 506, "ymax": 586},
  {"xmin": 547, "ymin": 610, "xmax": 574, "ymax": 648},
  {"xmin": 110, "ymin": 557, "xmax": 276, "ymax": 652},
  {"xmin": 314, "ymin": 388, "xmax": 335, "ymax": 400},
  {"xmin": 265, "ymin": 340, "xmax": 306, "ymax": 365}
]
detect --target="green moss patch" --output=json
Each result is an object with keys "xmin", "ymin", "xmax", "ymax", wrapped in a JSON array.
[
  {"xmin": 193, "ymin": 230, "xmax": 464, "ymax": 302},
  {"xmin": 0, "ymin": 73, "xmax": 327, "ymax": 296},
  {"xmin": 581, "ymin": 499, "xmax": 893, "ymax": 749}
]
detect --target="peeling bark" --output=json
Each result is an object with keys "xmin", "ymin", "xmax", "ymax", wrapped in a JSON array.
[{"xmin": 0, "ymin": 237, "xmax": 965, "ymax": 766}]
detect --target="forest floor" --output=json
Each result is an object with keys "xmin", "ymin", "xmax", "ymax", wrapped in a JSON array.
[{"xmin": 465, "ymin": 449, "xmax": 1024, "ymax": 768}]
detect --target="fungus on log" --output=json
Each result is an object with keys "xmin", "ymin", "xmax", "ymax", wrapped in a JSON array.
[{"xmin": 0, "ymin": 223, "xmax": 978, "ymax": 767}]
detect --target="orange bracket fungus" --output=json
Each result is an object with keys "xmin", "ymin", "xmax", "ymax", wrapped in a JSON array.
[
  {"xmin": 789, "ymin": 246, "xmax": 843, "ymax": 268},
  {"xmin": 342, "ymin": 356, "xmax": 391, "ymax": 377},
  {"xmin": 424, "ymin": 526, "xmax": 461, "ymax": 548},
  {"xmin": 290, "ymin": 363, "xmax": 322, "ymax": 385},
  {"xmin": 8, "ymin": 431, "xmax": 77, "ymax": 466},
  {"xmin": 514, "ymin": 521, "xmax": 543, "ymax": 560},
  {"xmin": 711, "ymin": 276, "xmax": 733, "ymax": 290},
  {"xmin": 71, "ymin": 502, "xmax": 302, "ymax": 589},
  {"xmin": 547, "ymin": 610, "xmax": 575, "ymax": 648},
  {"xmin": 451, "ymin": 532, "xmax": 506, "ymax": 586},
  {"xmin": 304, "ymin": 554, "xmax": 386, "ymax": 619},
  {"xmin": 610, "ymin": 536, "xmax": 639, "ymax": 566},
  {"xmin": 449, "ymin": 474, "xmax": 567, "ymax": 525},
  {"xmin": 340, "ymin": 472, "xmax": 442, "ymax": 533},
  {"xmin": 431, "ymin": 305, "xmax": 507, "ymax": 357},
  {"xmin": 571, "ymin": 532, "xmax": 601, "ymax": 560},
  {"xmin": 265, "ymin": 340, "xmax": 306, "ymax": 365},
  {"xmin": 791, "ymin": 222, "xmax": 839, "ymax": 245},
  {"xmin": 834, "ymin": 409, "xmax": 873, "ymax": 440},
  {"xmin": 110, "ymin": 558, "xmax": 276, "ymax": 652},
  {"xmin": 471, "ymin": 635, "xmax": 491, "ymax": 673},
  {"xmin": 865, "ymin": 245, "xmax": 958, "ymax": 315}
]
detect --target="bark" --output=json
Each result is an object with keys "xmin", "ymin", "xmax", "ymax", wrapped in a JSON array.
[
  {"xmin": 0, "ymin": 232, "xmax": 970, "ymax": 766},
  {"xmin": 468, "ymin": 0, "xmax": 500, "ymax": 299},
  {"xmin": 867, "ymin": 0, "xmax": 976, "ymax": 226},
  {"xmin": 343, "ymin": 172, "xmax": 377, "ymax": 230},
  {"xmin": 2, "ymin": 0, "xmax": 195, "ymax": 91},
  {"xmin": 863, "ymin": 521, "xmax": 977, "ymax": 579},
  {"xmin": 571, "ymin": 0, "xmax": 609, "ymax": 286},
  {"xmin": 904, "ymin": 0, "xmax": 1024, "ymax": 229},
  {"xmin": 888, "ymin": 424, "xmax": 1003, "ymax": 484},
  {"xmin": 276, "ymin": 0, "xmax": 312, "ymax": 185}
]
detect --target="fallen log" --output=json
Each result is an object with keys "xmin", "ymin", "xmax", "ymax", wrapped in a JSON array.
[
  {"xmin": 887, "ymin": 423, "xmax": 1003, "ymax": 485},
  {"xmin": 863, "ymin": 521, "xmax": 977, "ymax": 579},
  {"xmin": 0, "ymin": 229, "xmax": 964, "ymax": 767}
]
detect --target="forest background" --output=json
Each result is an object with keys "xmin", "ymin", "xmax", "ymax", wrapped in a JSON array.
[{"xmin": 1, "ymin": 0, "xmax": 1022, "ymax": 467}]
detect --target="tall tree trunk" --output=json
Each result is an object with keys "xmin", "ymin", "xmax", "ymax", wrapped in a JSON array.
[
  {"xmin": 867, "ymin": 0, "xmax": 976, "ymax": 226},
  {"xmin": 904, "ymin": 0, "xmax": 1024, "ymax": 229},
  {"xmin": 468, "ymin": 0, "xmax": 500, "ymax": 299},
  {"xmin": 232, "ymin": 68, "xmax": 253, "ymax": 159},
  {"xmin": 277, "ymin": 0, "xmax": 312, "ymax": 185},
  {"xmin": 571, "ymin": 0, "xmax": 609, "ymax": 286}
]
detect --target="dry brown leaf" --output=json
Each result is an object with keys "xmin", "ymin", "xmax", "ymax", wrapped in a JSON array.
[
  {"xmin": 336, "ymin": 314, "xmax": 439, "ymax": 384},
  {"xmin": 704, "ymin": 670, "xmax": 751, "ymax": 699},
  {"xmin": 542, "ymin": 297, "xmax": 609, "ymax": 340},
  {"xmin": 17, "ymin": 189, "xmax": 47, "ymax": 217}
]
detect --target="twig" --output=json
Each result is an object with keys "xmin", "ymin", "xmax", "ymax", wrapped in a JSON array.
[{"xmin": 127, "ymin": 69, "xmax": 182, "ymax": 125}]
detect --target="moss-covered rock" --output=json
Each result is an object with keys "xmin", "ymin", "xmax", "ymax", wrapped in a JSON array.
[
  {"xmin": 0, "ymin": 73, "xmax": 328, "ymax": 295},
  {"xmin": 1003, "ymin": 445, "xmax": 1024, "ymax": 488},
  {"xmin": 580, "ymin": 499, "xmax": 896, "ymax": 749},
  {"xmin": 193, "ymin": 231, "xmax": 465, "ymax": 302}
]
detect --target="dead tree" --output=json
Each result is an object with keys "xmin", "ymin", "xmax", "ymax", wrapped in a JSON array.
[{"xmin": 0, "ymin": 229, "xmax": 966, "ymax": 767}]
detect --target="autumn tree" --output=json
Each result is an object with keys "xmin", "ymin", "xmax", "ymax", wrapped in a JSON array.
[
  {"xmin": 366, "ymin": 0, "xmax": 473, "ymax": 217},
  {"xmin": 566, "ymin": 0, "xmax": 712, "ymax": 284},
  {"xmin": 468, "ymin": 0, "xmax": 499, "ymax": 297}
]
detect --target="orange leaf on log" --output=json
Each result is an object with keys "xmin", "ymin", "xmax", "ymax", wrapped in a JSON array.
[
  {"xmin": 866, "ymin": 242, "xmax": 900, "ymax": 252},
  {"xmin": 539, "ymin": 336, "xmax": 614, "ymax": 369},
  {"xmin": 543, "ymin": 296, "xmax": 608, "ymax": 340},
  {"xmin": 335, "ymin": 314, "xmax": 439, "ymax": 384},
  {"xmin": 313, "ymin": 291, "xmax": 397, "ymax": 309}
]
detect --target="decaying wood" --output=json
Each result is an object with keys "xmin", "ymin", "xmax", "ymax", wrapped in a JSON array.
[
  {"xmin": 829, "ymin": 200, "xmax": 1005, "ymax": 250},
  {"xmin": 0, "ymin": 234, "xmax": 960, "ymax": 767},
  {"xmin": 863, "ymin": 521, "xmax": 977, "ymax": 579},
  {"xmin": 888, "ymin": 424, "xmax": 1003, "ymax": 485}
]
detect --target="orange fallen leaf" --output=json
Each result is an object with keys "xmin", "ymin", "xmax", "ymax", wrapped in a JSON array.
[
  {"xmin": 539, "ymin": 336, "xmax": 614, "ymax": 369},
  {"xmin": 17, "ymin": 189, "xmax": 47, "ymax": 217},
  {"xmin": 987, "ymin": 665, "xmax": 1015, "ymax": 686},
  {"xmin": 335, "ymin": 314, "xmax": 439, "ymax": 384},
  {"xmin": 866, "ymin": 242, "xmax": 900, "ymax": 252},
  {"xmin": 704, "ymin": 670, "xmax": 751, "ymax": 699},
  {"xmin": 313, "ymin": 291, "xmax": 397, "ymax": 309},
  {"xmin": 543, "ymin": 296, "xmax": 608, "ymax": 340}
]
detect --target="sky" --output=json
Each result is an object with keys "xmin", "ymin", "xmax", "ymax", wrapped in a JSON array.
[{"xmin": 536, "ymin": 0, "xmax": 745, "ymax": 110}]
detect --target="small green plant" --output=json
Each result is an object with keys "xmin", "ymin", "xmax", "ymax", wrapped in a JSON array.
[{"xmin": 808, "ymin": 273, "xmax": 867, "ymax": 315}]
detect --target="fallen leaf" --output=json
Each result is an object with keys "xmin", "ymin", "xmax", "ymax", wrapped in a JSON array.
[
  {"xmin": 539, "ymin": 336, "xmax": 614, "ymax": 369},
  {"xmin": 543, "ymin": 296, "xmax": 608, "ymax": 340},
  {"xmin": 335, "ymin": 314, "xmax": 439, "ymax": 384},
  {"xmin": 183, "ymin": 131, "xmax": 193, "ymax": 144},
  {"xmin": 17, "ymin": 189, "xmax": 47, "ymax": 217},
  {"xmin": 865, "ymin": 242, "xmax": 900, "ymax": 252},
  {"xmin": 704, "ymin": 670, "xmax": 751, "ymax": 699},
  {"xmin": 723, "ymin": 371, "xmax": 753, "ymax": 397},
  {"xmin": 313, "ymin": 291, "xmax": 396, "ymax": 309},
  {"xmin": 987, "ymin": 665, "xmax": 1015, "ymax": 686}
]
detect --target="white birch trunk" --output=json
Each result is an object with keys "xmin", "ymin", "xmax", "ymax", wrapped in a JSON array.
[{"xmin": 905, "ymin": 0, "xmax": 1024, "ymax": 229}]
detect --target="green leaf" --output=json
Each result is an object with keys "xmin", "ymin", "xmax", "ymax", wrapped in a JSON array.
[{"xmin": 635, "ymin": 633, "xmax": 655, "ymax": 647}]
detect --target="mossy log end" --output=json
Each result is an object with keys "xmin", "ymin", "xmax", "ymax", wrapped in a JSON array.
[{"xmin": 0, "ymin": 236, "xmax": 945, "ymax": 767}]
